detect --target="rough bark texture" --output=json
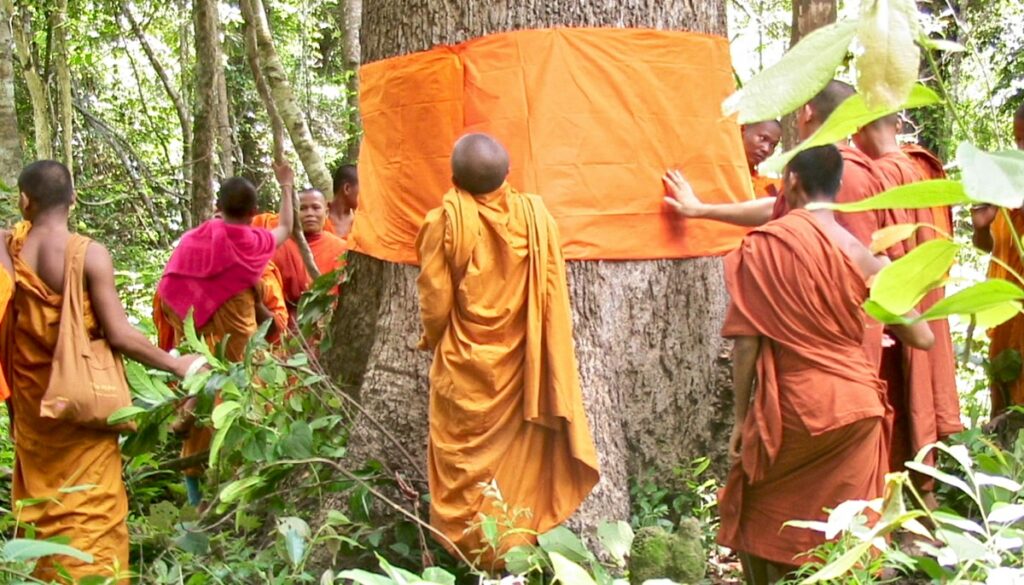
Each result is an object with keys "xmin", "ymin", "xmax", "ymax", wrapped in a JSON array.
[
  {"xmin": 328, "ymin": 0, "xmax": 733, "ymax": 532},
  {"xmin": 0, "ymin": 3, "xmax": 22, "ymax": 187},
  {"xmin": 52, "ymin": 0, "xmax": 73, "ymax": 177},
  {"xmin": 341, "ymin": 0, "xmax": 361, "ymax": 161},
  {"xmin": 782, "ymin": 0, "xmax": 837, "ymax": 148},
  {"xmin": 191, "ymin": 0, "xmax": 218, "ymax": 222},
  {"xmin": 214, "ymin": 17, "xmax": 235, "ymax": 178},
  {"xmin": 4, "ymin": 0, "xmax": 51, "ymax": 159}
]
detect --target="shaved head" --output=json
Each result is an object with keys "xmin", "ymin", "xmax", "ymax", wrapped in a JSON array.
[
  {"xmin": 19, "ymin": 160, "xmax": 74, "ymax": 212},
  {"xmin": 451, "ymin": 133, "xmax": 510, "ymax": 196},
  {"xmin": 807, "ymin": 80, "xmax": 856, "ymax": 123},
  {"xmin": 741, "ymin": 120, "xmax": 783, "ymax": 170}
]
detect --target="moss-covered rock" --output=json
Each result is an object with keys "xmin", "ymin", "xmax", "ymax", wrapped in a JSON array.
[{"xmin": 627, "ymin": 519, "xmax": 706, "ymax": 584}]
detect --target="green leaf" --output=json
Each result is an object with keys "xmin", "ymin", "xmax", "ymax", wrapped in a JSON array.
[
  {"xmin": 421, "ymin": 567, "xmax": 457, "ymax": 585},
  {"xmin": 855, "ymin": 0, "xmax": 921, "ymax": 109},
  {"xmin": 107, "ymin": 406, "xmax": 146, "ymax": 425},
  {"xmin": 550, "ymin": 551, "xmax": 598, "ymax": 585},
  {"xmin": 480, "ymin": 515, "xmax": 499, "ymax": 548},
  {"xmin": 919, "ymin": 279, "xmax": 1024, "ymax": 325},
  {"xmin": 868, "ymin": 223, "xmax": 925, "ymax": 255},
  {"xmin": 596, "ymin": 521, "xmax": 634, "ymax": 565},
  {"xmin": 334, "ymin": 569, "xmax": 395, "ymax": 585},
  {"xmin": 211, "ymin": 401, "xmax": 241, "ymax": 429},
  {"xmin": 863, "ymin": 299, "xmax": 913, "ymax": 325},
  {"xmin": 276, "ymin": 517, "xmax": 310, "ymax": 567},
  {"xmin": 208, "ymin": 412, "xmax": 237, "ymax": 469},
  {"xmin": 814, "ymin": 179, "xmax": 969, "ymax": 213},
  {"xmin": 919, "ymin": 34, "xmax": 965, "ymax": 53},
  {"xmin": 182, "ymin": 311, "xmax": 214, "ymax": 362},
  {"xmin": 2, "ymin": 539, "xmax": 93, "ymax": 563},
  {"xmin": 173, "ymin": 529, "xmax": 210, "ymax": 555},
  {"xmin": 991, "ymin": 349, "xmax": 1023, "ymax": 384},
  {"xmin": 219, "ymin": 476, "xmax": 262, "ymax": 504},
  {"xmin": 280, "ymin": 421, "xmax": 314, "ymax": 459},
  {"xmin": 125, "ymin": 361, "xmax": 172, "ymax": 403},
  {"xmin": 537, "ymin": 526, "xmax": 593, "ymax": 564},
  {"xmin": 800, "ymin": 540, "xmax": 873, "ymax": 583},
  {"xmin": 988, "ymin": 503, "xmax": 1024, "ymax": 525},
  {"xmin": 904, "ymin": 462, "xmax": 977, "ymax": 505},
  {"xmin": 763, "ymin": 84, "xmax": 941, "ymax": 174},
  {"xmin": 870, "ymin": 239, "xmax": 958, "ymax": 314},
  {"xmin": 723, "ymin": 20, "xmax": 858, "ymax": 123},
  {"xmin": 957, "ymin": 142, "xmax": 1024, "ymax": 208}
]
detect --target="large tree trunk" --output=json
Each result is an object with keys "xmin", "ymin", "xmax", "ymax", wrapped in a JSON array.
[
  {"xmin": 329, "ymin": 0, "xmax": 733, "ymax": 532},
  {"xmin": 0, "ymin": 1, "xmax": 22, "ymax": 186},
  {"xmin": 191, "ymin": 0, "xmax": 218, "ymax": 222},
  {"xmin": 51, "ymin": 0, "xmax": 73, "ymax": 177},
  {"xmin": 781, "ymin": 0, "xmax": 837, "ymax": 148},
  {"xmin": 4, "ymin": 0, "xmax": 51, "ymax": 160}
]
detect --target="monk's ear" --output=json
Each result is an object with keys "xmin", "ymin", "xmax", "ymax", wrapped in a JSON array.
[{"xmin": 18, "ymin": 192, "xmax": 29, "ymax": 214}]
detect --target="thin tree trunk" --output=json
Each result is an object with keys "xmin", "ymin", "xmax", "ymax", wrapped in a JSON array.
[
  {"xmin": 214, "ymin": 16, "xmax": 234, "ymax": 177},
  {"xmin": 51, "ymin": 0, "xmax": 73, "ymax": 177},
  {"xmin": 243, "ymin": 0, "xmax": 332, "ymax": 197},
  {"xmin": 331, "ymin": 0, "xmax": 732, "ymax": 534},
  {"xmin": 781, "ymin": 0, "xmax": 838, "ymax": 148},
  {"xmin": 4, "ymin": 0, "xmax": 51, "ymax": 159},
  {"xmin": 341, "ymin": 0, "xmax": 361, "ymax": 161},
  {"xmin": 191, "ymin": 0, "xmax": 217, "ymax": 222},
  {"xmin": 179, "ymin": 0, "xmax": 193, "ymax": 229},
  {"xmin": 0, "ymin": 2, "xmax": 23, "ymax": 186},
  {"xmin": 240, "ymin": 0, "xmax": 322, "ymax": 279}
]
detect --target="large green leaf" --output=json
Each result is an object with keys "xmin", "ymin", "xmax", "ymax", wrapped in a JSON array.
[
  {"xmin": 2, "ymin": 539, "xmax": 93, "ymax": 563},
  {"xmin": 870, "ymin": 239, "xmax": 958, "ymax": 314},
  {"xmin": 723, "ymin": 20, "xmax": 858, "ymax": 123},
  {"xmin": 218, "ymin": 476, "xmax": 262, "ymax": 504},
  {"xmin": 334, "ymin": 569, "xmax": 395, "ymax": 585},
  {"xmin": 855, "ymin": 0, "xmax": 921, "ymax": 109},
  {"xmin": 276, "ymin": 516, "xmax": 310, "ymax": 567},
  {"xmin": 814, "ymin": 179, "xmax": 968, "ymax": 213},
  {"xmin": 550, "ymin": 551, "xmax": 598, "ymax": 585},
  {"xmin": 106, "ymin": 405, "xmax": 147, "ymax": 426},
  {"xmin": 596, "ymin": 521, "xmax": 634, "ymax": 565},
  {"xmin": 920, "ymin": 279, "xmax": 1024, "ymax": 326},
  {"xmin": 537, "ymin": 526, "xmax": 593, "ymax": 564},
  {"xmin": 957, "ymin": 142, "xmax": 1024, "ymax": 208},
  {"xmin": 762, "ymin": 84, "xmax": 941, "ymax": 174},
  {"xmin": 800, "ymin": 540, "xmax": 874, "ymax": 583}
]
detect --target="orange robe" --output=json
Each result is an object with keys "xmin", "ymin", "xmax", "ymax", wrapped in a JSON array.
[
  {"xmin": 717, "ymin": 210, "xmax": 887, "ymax": 566},
  {"xmin": 987, "ymin": 208, "xmax": 1024, "ymax": 414},
  {"xmin": 751, "ymin": 171, "xmax": 781, "ymax": 199},
  {"xmin": 416, "ymin": 184, "xmax": 599, "ymax": 564},
  {"xmin": 1, "ymin": 225, "xmax": 129, "ymax": 582},
  {"xmin": 251, "ymin": 213, "xmax": 347, "ymax": 309},
  {"xmin": 873, "ymin": 151, "xmax": 962, "ymax": 472},
  {"xmin": 901, "ymin": 143, "xmax": 953, "ymax": 239}
]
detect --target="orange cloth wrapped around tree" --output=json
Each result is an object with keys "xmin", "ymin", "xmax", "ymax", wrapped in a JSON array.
[
  {"xmin": 872, "ymin": 152, "xmax": 962, "ymax": 471},
  {"xmin": 2, "ymin": 226, "xmax": 130, "ymax": 582},
  {"xmin": 987, "ymin": 208, "xmax": 1024, "ymax": 413},
  {"xmin": 416, "ymin": 184, "xmax": 600, "ymax": 564},
  {"xmin": 717, "ymin": 210, "xmax": 887, "ymax": 566},
  {"xmin": 356, "ymin": 28, "xmax": 752, "ymax": 264}
]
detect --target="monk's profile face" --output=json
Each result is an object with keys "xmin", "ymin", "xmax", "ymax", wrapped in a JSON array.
[
  {"xmin": 741, "ymin": 122, "xmax": 782, "ymax": 171},
  {"xmin": 334, "ymin": 181, "xmax": 359, "ymax": 212},
  {"xmin": 298, "ymin": 190, "xmax": 328, "ymax": 235}
]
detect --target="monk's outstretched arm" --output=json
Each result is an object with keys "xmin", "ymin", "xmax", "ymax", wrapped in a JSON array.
[
  {"xmin": 663, "ymin": 170, "xmax": 773, "ymax": 227},
  {"xmin": 415, "ymin": 210, "xmax": 453, "ymax": 351},
  {"xmin": 270, "ymin": 161, "xmax": 295, "ymax": 247},
  {"xmin": 85, "ymin": 243, "xmax": 201, "ymax": 377},
  {"xmin": 730, "ymin": 335, "xmax": 761, "ymax": 460}
]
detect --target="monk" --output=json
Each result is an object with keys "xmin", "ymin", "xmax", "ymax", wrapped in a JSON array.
[
  {"xmin": 253, "ymin": 189, "xmax": 347, "ymax": 319},
  {"xmin": 742, "ymin": 120, "xmax": 783, "ymax": 198},
  {"xmin": 328, "ymin": 163, "xmax": 359, "ymax": 239},
  {"xmin": 155, "ymin": 164, "xmax": 295, "ymax": 504},
  {"xmin": 416, "ymin": 134, "xmax": 599, "ymax": 567},
  {"xmin": 972, "ymin": 103, "xmax": 1024, "ymax": 414},
  {"xmin": 854, "ymin": 114, "xmax": 962, "ymax": 473},
  {"xmin": 0, "ymin": 160, "xmax": 202, "ymax": 582},
  {"xmin": 699, "ymin": 145, "xmax": 934, "ymax": 584}
]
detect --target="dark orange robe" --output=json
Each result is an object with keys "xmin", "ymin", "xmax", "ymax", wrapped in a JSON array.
[
  {"xmin": 717, "ymin": 210, "xmax": 887, "ymax": 566},
  {"xmin": 901, "ymin": 143, "xmax": 953, "ymax": 240},
  {"xmin": 873, "ymin": 151, "xmax": 962, "ymax": 473},
  {"xmin": 416, "ymin": 184, "xmax": 599, "ymax": 564},
  {"xmin": 2, "ymin": 224, "xmax": 129, "ymax": 582},
  {"xmin": 987, "ymin": 208, "xmax": 1024, "ymax": 413},
  {"xmin": 251, "ymin": 212, "xmax": 347, "ymax": 309}
]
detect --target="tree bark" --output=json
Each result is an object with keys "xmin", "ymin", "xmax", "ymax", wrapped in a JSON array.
[
  {"xmin": 243, "ymin": 0, "xmax": 332, "ymax": 198},
  {"xmin": 213, "ymin": 16, "xmax": 235, "ymax": 177},
  {"xmin": 781, "ymin": 0, "xmax": 838, "ymax": 148},
  {"xmin": 51, "ymin": 0, "xmax": 73, "ymax": 177},
  {"xmin": 341, "ymin": 0, "xmax": 361, "ymax": 161},
  {"xmin": 0, "ymin": 2, "xmax": 23, "ymax": 187},
  {"xmin": 330, "ymin": 0, "xmax": 733, "ymax": 534},
  {"xmin": 4, "ymin": 0, "xmax": 51, "ymax": 160},
  {"xmin": 191, "ymin": 0, "xmax": 218, "ymax": 222}
]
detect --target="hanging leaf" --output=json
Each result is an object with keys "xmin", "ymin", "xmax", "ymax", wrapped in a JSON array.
[
  {"xmin": 870, "ymin": 239, "xmax": 958, "ymax": 315},
  {"xmin": 211, "ymin": 401, "xmax": 241, "ymax": 429},
  {"xmin": 762, "ymin": 84, "xmax": 941, "ymax": 174},
  {"xmin": 957, "ymin": 142, "xmax": 1024, "ymax": 208},
  {"xmin": 855, "ymin": 0, "xmax": 921, "ymax": 109},
  {"xmin": 919, "ymin": 279, "xmax": 1024, "ymax": 327},
  {"xmin": 106, "ymin": 405, "xmax": 147, "ymax": 426},
  {"xmin": 813, "ymin": 179, "xmax": 969, "ymax": 213},
  {"xmin": 868, "ymin": 224, "xmax": 925, "ymax": 254},
  {"xmin": 723, "ymin": 20, "xmax": 858, "ymax": 123},
  {"xmin": 550, "ymin": 551, "xmax": 598, "ymax": 585}
]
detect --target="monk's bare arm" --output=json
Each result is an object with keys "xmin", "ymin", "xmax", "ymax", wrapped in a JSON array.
[
  {"xmin": 729, "ymin": 335, "xmax": 760, "ymax": 460},
  {"xmin": 971, "ymin": 205, "xmax": 997, "ymax": 252},
  {"xmin": 663, "ymin": 170, "xmax": 773, "ymax": 227},
  {"xmin": 85, "ymin": 243, "xmax": 199, "ymax": 377},
  {"xmin": 270, "ymin": 161, "xmax": 295, "ymax": 247}
]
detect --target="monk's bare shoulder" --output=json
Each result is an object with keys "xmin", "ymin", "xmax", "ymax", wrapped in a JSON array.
[
  {"xmin": 821, "ymin": 221, "xmax": 880, "ymax": 280},
  {"xmin": 83, "ymin": 240, "xmax": 116, "ymax": 282}
]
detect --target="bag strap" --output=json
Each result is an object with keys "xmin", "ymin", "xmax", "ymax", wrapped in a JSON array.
[{"xmin": 56, "ymin": 235, "xmax": 93, "ymax": 351}]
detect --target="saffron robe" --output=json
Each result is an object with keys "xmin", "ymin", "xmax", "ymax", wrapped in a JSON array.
[
  {"xmin": 2, "ymin": 223, "xmax": 129, "ymax": 582},
  {"xmin": 873, "ymin": 152, "xmax": 962, "ymax": 472},
  {"xmin": 751, "ymin": 171, "xmax": 781, "ymax": 199},
  {"xmin": 717, "ymin": 210, "xmax": 887, "ymax": 566},
  {"xmin": 416, "ymin": 184, "xmax": 599, "ymax": 564},
  {"xmin": 251, "ymin": 212, "xmax": 347, "ymax": 307},
  {"xmin": 988, "ymin": 208, "xmax": 1024, "ymax": 414}
]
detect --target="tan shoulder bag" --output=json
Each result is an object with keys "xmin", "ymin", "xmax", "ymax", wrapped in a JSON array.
[{"xmin": 39, "ymin": 234, "xmax": 135, "ymax": 432}]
